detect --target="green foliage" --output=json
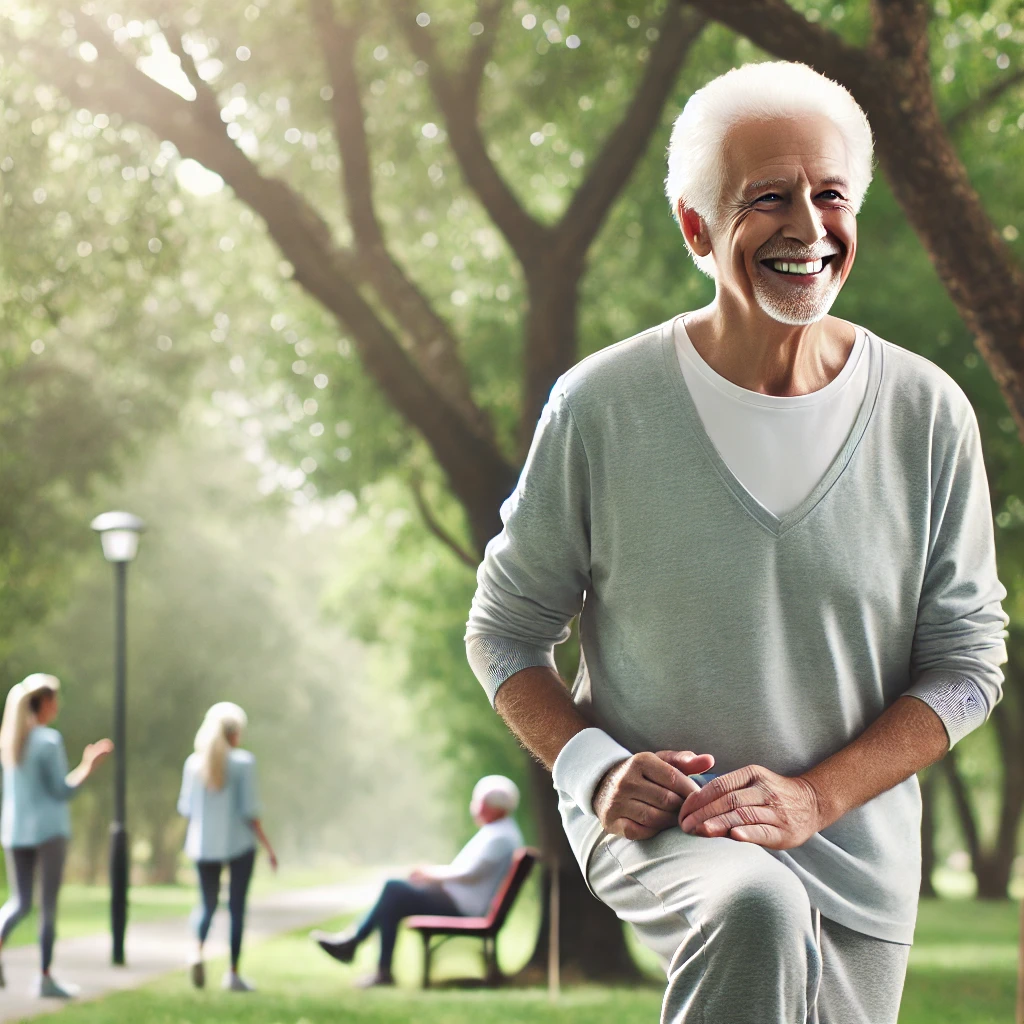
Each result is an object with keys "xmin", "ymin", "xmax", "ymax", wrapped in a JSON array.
[{"xmin": 0, "ymin": 72, "xmax": 198, "ymax": 651}]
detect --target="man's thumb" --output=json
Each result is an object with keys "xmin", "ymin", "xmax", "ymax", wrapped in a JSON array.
[{"xmin": 657, "ymin": 750, "xmax": 715, "ymax": 775}]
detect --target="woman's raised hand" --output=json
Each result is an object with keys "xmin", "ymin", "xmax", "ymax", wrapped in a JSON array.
[{"xmin": 83, "ymin": 738, "xmax": 114, "ymax": 769}]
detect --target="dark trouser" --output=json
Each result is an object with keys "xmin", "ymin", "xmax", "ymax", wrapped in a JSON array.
[
  {"xmin": 193, "ymin": 848, "xmax": 256, "ymax": 970},
  {"xmin": 354, "ymin": 879, "xmax": 460, "ymax": 972},
  {"xmin": 0, "ymin": 837, "xmax": 67, "ymax": 973}
]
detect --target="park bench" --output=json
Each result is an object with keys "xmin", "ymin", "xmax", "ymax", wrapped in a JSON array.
[{"xmin": 406, "ymin": 846, "xmax": 539, "ymax": 989}]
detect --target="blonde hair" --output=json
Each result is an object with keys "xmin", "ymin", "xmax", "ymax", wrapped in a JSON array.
[
  {"xmin": 0, "ymin": 674, "xmax": 60, "ymax": 768},
  {"xmin": 665, "ymin": 61, "xmax": 874, "ymax": 276},
  {"xmin": 194, "ymin": 702, "xmax": 247, "ymax": 791}
]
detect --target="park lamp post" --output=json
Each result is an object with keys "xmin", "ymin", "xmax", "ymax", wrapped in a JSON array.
[{"xmin": 90, "ymin": 511, "xmax": 145, "ymax": 967}]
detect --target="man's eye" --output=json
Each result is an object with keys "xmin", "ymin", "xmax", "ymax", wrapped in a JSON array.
[
  {"xmin": 754, "ymin": 193, "xmax": 782, "ymax": 203},
  {"xmin": 818, "ymin": 190, "xmax": 844, "ymax": 201}
]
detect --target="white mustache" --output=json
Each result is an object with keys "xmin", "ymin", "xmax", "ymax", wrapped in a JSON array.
[{"xmin": 757, "ymin": 244, "xmax": 842, "ymax": 262}]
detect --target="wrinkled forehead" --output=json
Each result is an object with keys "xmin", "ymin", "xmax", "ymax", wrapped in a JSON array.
[{"xmin": 722, "ymin": 114, "xmax": 853, "ymax": 199}]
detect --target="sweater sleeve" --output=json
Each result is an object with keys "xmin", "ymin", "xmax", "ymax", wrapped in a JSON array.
[
  {"xmin": 466, "ymin": 383, "xmax": 591, "ymax": 705},
  {"xmin": 40, "ymin": 734, "xmax": 78, "ymax": 803},
  {"xmin": 905, "ymin": 407, "xmax": 1008, "ymax": 747}
]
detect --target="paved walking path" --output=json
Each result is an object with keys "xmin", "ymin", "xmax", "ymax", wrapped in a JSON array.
[{"xmin": 0, "ymin": 878, "xmax": 380, "ymax": 1023}]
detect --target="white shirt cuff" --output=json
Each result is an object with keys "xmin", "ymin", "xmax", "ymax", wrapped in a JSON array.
[{"xmin": 551, "ymin": 728, "xmax": 632, "ymax": 817}]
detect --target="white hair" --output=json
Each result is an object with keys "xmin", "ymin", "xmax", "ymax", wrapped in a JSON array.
[
  {"xmin": 665, "ymin": 61, "xmax": 874, "ymax": 276},
  {"xmin": 472, "ymin": 774, "xmax": 520, "ymax": 814},
  {"xmin": 0, "ymin": 674, "xmax": 60, "ymax": 768},
  {"xmin": 194, "ymin": 702, "xmax": 247, "ymax": 791}
]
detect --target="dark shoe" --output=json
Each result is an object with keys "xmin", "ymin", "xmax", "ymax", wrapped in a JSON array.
[
  {"xmin": 189, "ymin": 958, "xmax": 205, "ymax": 989},
  {"xmin": 311, "ymin": 929, "xmax": 358, "ymax": 964},
  {"xmin": 354, "ymin": 970, "xmax": 395, "ymax": 989}
]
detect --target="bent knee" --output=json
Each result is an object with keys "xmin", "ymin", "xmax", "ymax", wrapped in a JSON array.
[{"xmin": 712, "ymin": 869, "xmax": 813, "ymax": 948}]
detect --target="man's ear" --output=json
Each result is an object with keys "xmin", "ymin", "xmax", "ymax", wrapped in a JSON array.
[{"xmin": 679, "ymin": 203, "xmax": 712, "ymax": 258}]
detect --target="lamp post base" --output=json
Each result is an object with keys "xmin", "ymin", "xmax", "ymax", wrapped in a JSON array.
[{"xmin": 109, "ymin": 823, "xmax": 129, "ymax": 966}]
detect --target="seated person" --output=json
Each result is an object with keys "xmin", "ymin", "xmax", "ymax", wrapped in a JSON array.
[{"xmin": 312, "ymin": 774, "xmax": 523, "ymax": 987}]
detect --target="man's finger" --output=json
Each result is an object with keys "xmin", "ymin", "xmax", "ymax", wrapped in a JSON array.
[
  {"xmin": 616, "ymin": 818, "xmax": 660, "ymax": 842},
  {"xmin": 693, "ymin": 805, "xmax": 781, "ymax": 838},
  {"xmin": 679, "ymin": 786, "xmax": 765, "ymax": 833},
  {"xmin": 729, "ymin": 823, "xmax": 780, "ymax": 847},
  {"xmin": 680, "ymin": 765, "xmax": 760, "ymax": 818},
  {"xmin": 630, "ymin": 778, "xmax": 686, "ymax": 814},
  {"xmin": 638, "ymin": 753, "xmax": 703, "ymax": 799},
  {"xmin": 656, "ymin": 750, "xmax": 716, "ymax": 775}
]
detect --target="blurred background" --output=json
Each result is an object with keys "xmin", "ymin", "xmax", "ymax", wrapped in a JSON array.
[{"xmin": 0, "ymin": 0, "xmax": 1022, "ymax": 1015}]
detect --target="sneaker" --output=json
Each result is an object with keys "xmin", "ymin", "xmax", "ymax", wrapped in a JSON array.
[
  {"xmin": 36, "ymin": 975, "xmax": 78, "ymax": 999},
  {"xmin": 189, "ymin": 958, "xmax": 205, "ymax": 989},
  {"xmin": 353, "ymin": 969, "xmax": 395, "ymax": 989},
  {"xmin": 222, "ymin": 972, "xmax": 255, "ymax": 992},
  {"xmin": 311, "ymin": 928, "xmax": 358, "ymax": 964}
]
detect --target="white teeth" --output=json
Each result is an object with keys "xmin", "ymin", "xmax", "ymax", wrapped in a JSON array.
[{"xmin": 770, "ymin": 258, "xmax": 824, "ymax": 275}]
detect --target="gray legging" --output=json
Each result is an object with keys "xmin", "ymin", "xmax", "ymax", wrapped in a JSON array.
[{"xmin": 0, "ymin": 837, "xmax": 67, "ymax": 972}]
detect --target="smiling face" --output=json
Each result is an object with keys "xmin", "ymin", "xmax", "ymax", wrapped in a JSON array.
[{"xmin": 683, "ymin": 114, "xmax": 858, "ymax": 327}]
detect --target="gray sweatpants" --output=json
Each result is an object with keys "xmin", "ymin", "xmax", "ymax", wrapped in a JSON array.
[
  {"xmin": 0, "ymin": 838, "xmax": 67, "ymax": 972},
  {"xmin": 587, "ymin": 828, "xmax": 910, "ymax": 1024}
]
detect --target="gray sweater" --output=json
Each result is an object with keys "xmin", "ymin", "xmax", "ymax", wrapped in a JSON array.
[{"xmin": 466, "ymin": 320, "xmax": 1007, "ymax": 943}]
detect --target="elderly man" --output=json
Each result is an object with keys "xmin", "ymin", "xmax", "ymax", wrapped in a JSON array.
[
  {"xmin": 312, "ymin": 775, "xmax": 523, "ymax": 987},
  {"xmin": 466, "ymin": 62, "xmax": 1007, "ymax": 1024}
]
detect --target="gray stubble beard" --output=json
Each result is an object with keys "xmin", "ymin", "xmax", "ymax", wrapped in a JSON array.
[{"xmin": 752, "ymin": 261, "xmax": 844, "ymax": 326}]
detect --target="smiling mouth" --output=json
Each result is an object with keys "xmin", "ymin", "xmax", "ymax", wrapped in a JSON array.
[{"xmin": 761, "ymin": 254, "xmax": 838, "ymax": 277}]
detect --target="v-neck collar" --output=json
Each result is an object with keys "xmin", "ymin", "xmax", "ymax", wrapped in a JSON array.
[{"xmin": 659, "ymin": 318, "xmax": 884, "ymax": 539}]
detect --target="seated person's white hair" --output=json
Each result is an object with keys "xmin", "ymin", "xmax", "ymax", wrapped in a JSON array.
[
  {"xmin": 472, "ymin": 774, "xmax": 520, "ymax": 813},
  {"xmin": 665, "ymin": 61, "xmax": 874, "ymax": 276}
]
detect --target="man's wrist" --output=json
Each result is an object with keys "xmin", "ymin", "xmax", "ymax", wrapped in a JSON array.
[
  {"xmin": 799, "ymin": 766, "xmax": 847, "ymax": 832},
  {"xmin": 552, "ymin": 728, "xmax": 632, "ymax": 816}
]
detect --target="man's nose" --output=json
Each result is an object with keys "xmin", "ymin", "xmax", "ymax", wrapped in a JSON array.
[{"xmin": 783, "ymin": 192, "xmax": 827, "ymax": 247}]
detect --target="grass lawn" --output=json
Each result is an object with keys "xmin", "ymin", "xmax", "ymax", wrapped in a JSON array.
[{"xmin": 11, "ymin": 887, "xmax": 1017, "ymax": 1024}]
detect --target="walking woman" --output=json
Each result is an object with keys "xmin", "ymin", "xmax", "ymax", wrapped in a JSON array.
[
  {"xmin": 178, "ymin": 702, "xmax": 277, "ymax": 992},
  {"xmin": 0, "ymin": 674, "xmax": 112, "ymax": 997}
]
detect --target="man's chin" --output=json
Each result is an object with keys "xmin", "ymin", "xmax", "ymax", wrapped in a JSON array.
[{"xmin": 753, "ymin": 285, "xmax": 842, "ymax": 327}]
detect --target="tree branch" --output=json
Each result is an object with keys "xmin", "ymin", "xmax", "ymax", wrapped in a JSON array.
[
  {"xmin": 159, "ymin": 21, "xmax": 221, "ymax": 123},
  {"xmin": 462, "ymin": 0, "xmax": 504, "ymax": 99},
  {"xmin": 554, "ymin": 4, "xmax": 706, "ymax": 260},
  {"xmin": 409, "ymin": 475, "xmax": 478, "ymax": 568},
  {"xmin": 10, "ymin": 16, "xmax": 517, "ymax": 539},
  {"xmin": 308, "ymin": 0, "xmax": 492, "ymax": 439},
  {"xmin": 684, "ymin": 0, "xmax": 872, "ymax": 84},
  {"xmin": 947, "ymin": 66, "xmax": 1024, "ymax": 135},
  {"xmin": 390, "ymin": 0, "xmax": 548, "ymax": 262}
]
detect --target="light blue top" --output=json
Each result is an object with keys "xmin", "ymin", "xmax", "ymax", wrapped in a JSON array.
[
  {"xmin": 178, "ymin": 749, "xmax": 260, "ymax": 862},
  {"xmin": 1, "ymin": 727, "xmax": 77, "ymax": 849}
]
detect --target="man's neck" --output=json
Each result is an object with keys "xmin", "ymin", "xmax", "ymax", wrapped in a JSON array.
[{"xmin": 682, "ymin": 303, "xmax": 856, "ymax": 398}]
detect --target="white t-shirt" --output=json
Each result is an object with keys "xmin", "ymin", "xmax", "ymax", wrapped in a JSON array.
[
  {"xmin": 440, "ymin": 816, "xmax": 524, "ymax": 917},
  {"xmin": 674, "ymin": 320, "xmax": 870, "ymax": 517}
]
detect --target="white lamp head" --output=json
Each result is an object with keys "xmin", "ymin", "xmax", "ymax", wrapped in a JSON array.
[{"xmin": 90, "ymin": 511, "xmax": 146, "ymax": 563}]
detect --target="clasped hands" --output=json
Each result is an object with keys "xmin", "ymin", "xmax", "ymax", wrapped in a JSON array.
[{"xmin": 591, "ymin": 751, "xmax": 824, "ymax": 850}]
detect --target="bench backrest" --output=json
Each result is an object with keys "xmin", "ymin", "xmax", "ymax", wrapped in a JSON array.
[{"xmin": 484, "ymin": 847, "xmax": 538, "ymax": 932}]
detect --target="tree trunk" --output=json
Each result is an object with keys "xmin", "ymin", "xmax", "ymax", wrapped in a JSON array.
[
  {"xmin": 919, "ymin": 768, "xmax": 938, "ymax": 899},
  {"xmin": 517, "ymin": 759, "xmax": 643, "ymax": 983}
]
